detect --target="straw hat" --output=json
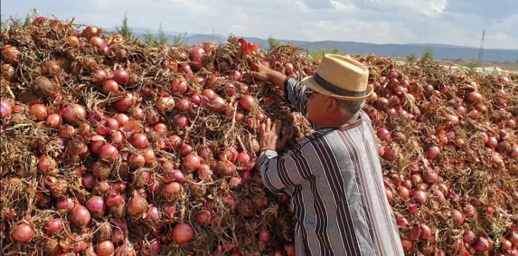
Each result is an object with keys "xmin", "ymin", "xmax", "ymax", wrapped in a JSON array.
[{"xmin": 301, "ymin": 54, "xmax": 372, "ymax": 101}]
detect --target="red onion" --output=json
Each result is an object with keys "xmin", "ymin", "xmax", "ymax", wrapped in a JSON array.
[
  {"xmin": 163, "ymin": 182, "xmax": 183, "ymax": 200},
  {"xmin": 129, "ymin": 133, "xmax": 148, "ymax": 149},
  {"xmin": 451, "ymin": 209, "xmax": 464, "ymax": 225},
  {"xmin": 46, "ymin": 113, "xmax": 62, "ymax": 128},
  {"xmin": 86, "ymin": 196, "xmax": 106, "ymax": 216},
  {"xmin": 239, "ymin": 95, "xmax": 255, "ymax": 111},
  {"xmin": 191, "ymin": 94, "xmax": 202, "ymax": 106},
  {"xmin": 155, "ymin": 96, "xmax": 175, "ymax": 113},
  {"xmin": 11, "ymin": 223, "xmax": 34, "ymax": 243},
  {"xmin": 127, "ymin": 192, "xmax": 148, "ymax": 216},
  {"xmin": 172, "ymin": 223, "xmax": 194, "ymax": 243},
  {"xmin": 101, "ymin": 79, "xmax": 119, "ymax": 95},
  {"xmin": 485, "ymin": 136, "xmax": 498, "ymax": 149},
  {"xmin": 90, "ymin": 36, "xmax": 105, "ymax": 50},
  {"xmin": 143, "ymin": 148, "xmax": 156, "ymax": 164},
  {"xmin": 62, "ymin": 105, "xmax": 86, "ymax": 125},
  {"xmin": 69, "ymin": 204, "xmax": 91, "ymax": 227},
  {"xmin": 376, "ymin": 127, "xmax": 391, "ymax": 141},
  {"xmin": 144, "ymin": 206, "xmax": 160, "ymax": 221},
  {"xmin": 128, "ymin": 154, "xmax": 146, "ymax": 169},
  {"xmin": 44, "ymin": 218, "xmax": 63, "ymax": 235},
  {"xmin": 37, "ymin": 155, "xmax": 57, "ymax": 173},
  {"xmin": 154, "ymin": 123, "xmax": 168, "ymax": 134},
  {"xmin": 426, "ymin": 145, "xmax": 440, "ymax": 160},
  {"xmin": 105, "ymin": 189, "xmax": 123, "ymax": 207},
  {"xmin": 1, "ymin": 45, "xmax": 21, "ymax": 65},
  {"xmin": 92, "ymin": 69, "xmax": 107, "ymax": 85},
  {"xmin": 228, "ymin": 176, "xmax": 242, "ymax": 189},
  {"xmin": 1, "ymin": 100, "xmax": 13, "ymax": 118},
  {"xmin": 466, "ymin": 91, "xmax": 483, "ymax": 103},
  {"xmin": 81, "ymin": 172, "xmax": 95, "ymax": 189},
  {"xmin": 236, "ymin": 151, "xmax": 250, "ymax": 165},
  {"xmin": 183, "ymin": 154, "xmax": 201, "ymax": 171},
  {"xmin": 208, "ymin": 96, "xmax": 226, "ymax": 113},
  {"xmin": 259, "ymin": 228, "xmax": 272, "ymax": 242},
  {"xmin": 56, "ymin": 197, "xmax": 75, "ymax": 213},
  {"xmin": 96, "ymin": 240, "xmax": 115, "ymax": 256},
  {"xmin": 112, "ymin": 69, "xmax": 129, "ymax": 85},
  {"xmin": 175, "ymin": 98, "xmax": 192, "ymax": 112},
  {"xmin": 412, "ymin": 190, "xmax": 427, "ymax": 204},
  {"xmin": 29, "ymin": 104, "xmax": 48, "ymax": 121},
  {"xmin": 190, "ymin": 46, "xmax": 205, "ymax": 61},
  {"xmin": 196, "ymin": 209, "xmax": 214, "ymax": 225},
  {"xmin": 423, "ymin": 170, "xmax": 438, "ymax": 184},
  {"xmin": 114, "ymin": 93, "xmax": 136, "ymax": 112},
  {"xmin": 171, "ymin": 78, "xmax": 188, "ymax": 94},
  {"xmin": 173, "ymin": 114, "xmax": 189, "ymax": 129},
  {"xmin": 114, "ymin": 113, "xmax": 129, "ymax": 125},
  {"xmin": 473, "ymin": 237, "xmax": 490, "ymax": 252},
  {"xmin": 99, "ymin": 144, "xmax": 119, "ymax": 162},
  {"xmin": 463, "ymin": 230, "xmax": 475, "ymax": 243},
  {"xmin": 115, "ymin": 240, "xmax": 136, "ymax": 256}
]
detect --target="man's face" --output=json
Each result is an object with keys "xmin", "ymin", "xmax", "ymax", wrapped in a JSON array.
[{"xmin": 305, "ymin": 88, "xmax": 330, "ymax": 125}]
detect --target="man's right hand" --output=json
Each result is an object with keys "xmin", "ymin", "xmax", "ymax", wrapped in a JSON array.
[
  {"xmin": 250, "ymin": 61, "xmax": 274, "ymax": 82},
  {"xmin": 249, "ymin": 61, "xmax": 287, "ymax": 94}
]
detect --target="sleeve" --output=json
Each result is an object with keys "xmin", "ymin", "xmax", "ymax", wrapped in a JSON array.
[
  {"xmin": 257, "ymin": 147, "xmax": 313, "ymax": 195},
  {"xmin": 284, "ymin": 78, "xmax": 308, "ymax": 117}
]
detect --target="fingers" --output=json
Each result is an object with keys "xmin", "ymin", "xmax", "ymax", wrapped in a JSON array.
[
  {"xmin": 265, "ymin": 118, "xmax": 271, "ymax": 131},
  {"xmin": 274, "ymin": 120, "xmax": 282, "ymax": 135}
]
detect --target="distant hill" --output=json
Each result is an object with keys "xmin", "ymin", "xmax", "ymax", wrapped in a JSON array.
[{"xmin": 117, "ymin": 28, "xmax": 518, "ymax": 63}]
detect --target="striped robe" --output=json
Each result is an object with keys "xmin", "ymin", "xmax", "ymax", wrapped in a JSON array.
[{"xmin": 257, "ymin": 78, "xmax": 404, "ymax": 256}]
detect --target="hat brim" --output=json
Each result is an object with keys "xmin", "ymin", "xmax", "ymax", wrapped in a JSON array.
[{"xmin": 301, "ymin": 76, "xmax": 372, "ymax": 102}]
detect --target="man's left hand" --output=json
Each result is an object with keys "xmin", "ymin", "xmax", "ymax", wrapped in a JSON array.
[{"xmin": 259, "ymin": 118, "xmax": 291, "ymax": 152}]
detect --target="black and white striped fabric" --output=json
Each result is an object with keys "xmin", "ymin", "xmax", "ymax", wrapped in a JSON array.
[{"xmin": 257, "ymin": 78, "xmax": 404, "ymax": 256}]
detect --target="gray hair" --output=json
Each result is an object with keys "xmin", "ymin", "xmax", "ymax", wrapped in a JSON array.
[{"xmin": 337, "ymin": 99, "xmax": 365, "ymax": 116}]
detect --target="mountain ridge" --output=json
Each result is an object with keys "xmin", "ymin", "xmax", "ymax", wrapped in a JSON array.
[{"xmin": 106, "ymin": 27, "xmax": 518, "ymax": 63}]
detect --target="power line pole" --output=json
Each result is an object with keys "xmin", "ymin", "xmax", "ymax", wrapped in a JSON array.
[{"xmin": 477, "ymin": 29, "xmax": 485, "ymax": 65}]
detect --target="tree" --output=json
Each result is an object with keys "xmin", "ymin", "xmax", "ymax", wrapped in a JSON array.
[
  {"xmin": 406, "ymin": 51, "xmax": 417, "ymax": 62},
  {"xmin": 421, "ymin": 47, "xmax": 434, "ymax": 61},
  {"xmin": 142, "ymin": 29, "xmax": 155, "ymax": 46},
  {"xmin": 328, "ymin": 46, "xmax": 340, "ymax": 54},
  {"xmin": 173, "ymin": 32, "xmax": 187, "ymax": 47},
  {"xmin": 116, "ymin": 12, "xmax": 133, "ymax": 39},
  {"xmin": 157, "ymin": 23, "xmax": 168, "ymax": 46},
  {"xmin": 268, "ymin": 36, "xmax": 279, "ymax": 50},
  {"xmin": 0, "ymin": 14, "xmax": 8, "ymax": 30},
  {"xmin": 23, "ymin": 13, "xmax": 32, "ymax": 27}
]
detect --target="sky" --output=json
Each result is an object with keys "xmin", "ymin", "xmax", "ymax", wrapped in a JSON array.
[{"xmin": 1, "ymin": 0, "xmax": 517, "ymax": 49}]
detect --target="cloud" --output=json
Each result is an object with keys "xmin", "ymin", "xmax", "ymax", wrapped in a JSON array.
[
  {"xmin": 350, "ymin": 0, "xmax": 448, "ymax": 16},
  {"xmin": 302, "ymin": 0, "xmax": 334, "ymax": 9},
  {"xmin": 0, "ymin": 0, "xmax": 516, "ymax": 49}
]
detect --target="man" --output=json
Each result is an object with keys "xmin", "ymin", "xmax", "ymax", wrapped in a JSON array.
[{"xmin": 251, "ymin": 54, "xmax": 404, "ymax": 255}]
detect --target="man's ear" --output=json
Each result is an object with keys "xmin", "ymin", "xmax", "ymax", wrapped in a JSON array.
[{"xmin": 327, "ymin": 97, "xmax": 338, "ymax": 112}]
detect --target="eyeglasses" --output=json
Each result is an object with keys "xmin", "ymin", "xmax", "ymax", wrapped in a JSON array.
[{"xmin": 304, "ymin": 87, "xmax": 315, "ymax": 100}]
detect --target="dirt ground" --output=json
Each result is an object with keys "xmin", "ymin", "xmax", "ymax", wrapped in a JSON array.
[{"xmin": 435, "ymin": 59, "xmax": 518, "ymax": 73}]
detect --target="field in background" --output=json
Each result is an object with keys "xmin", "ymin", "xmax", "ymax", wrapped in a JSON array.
[{"xmin": 436, "ymin": 59, "xmax": 518, "ymax": 72}]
